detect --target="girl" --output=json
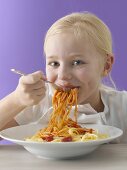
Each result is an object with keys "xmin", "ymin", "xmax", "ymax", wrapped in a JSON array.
[{"xmin": 0, "ymin": 12, "xmax": 127, "ymax": 143}]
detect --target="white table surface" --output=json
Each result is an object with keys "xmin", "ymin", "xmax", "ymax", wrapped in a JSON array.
[{"xmin": 0, "ymin": 144, "xmax": 127, "ymax": 170}]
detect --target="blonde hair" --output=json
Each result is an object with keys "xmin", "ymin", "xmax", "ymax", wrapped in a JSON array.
[{"xmin": 44, "ymin": 12, "xmax": 116, "ymax": 89}]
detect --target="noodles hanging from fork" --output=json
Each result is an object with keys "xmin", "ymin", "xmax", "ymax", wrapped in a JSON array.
[{"xmin": 26, "ymin": 88, "xmax": 108, "ymax": 142}]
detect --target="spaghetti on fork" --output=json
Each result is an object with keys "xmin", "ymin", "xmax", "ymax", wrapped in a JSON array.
[{"xmin": 26, "ymin": 88, "xmax": 108, "ymax": 142}]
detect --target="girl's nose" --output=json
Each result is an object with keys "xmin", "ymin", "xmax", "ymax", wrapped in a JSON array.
[{"xmin": 58, "ymin": 66, "xmax": 72, "ymax": 80}]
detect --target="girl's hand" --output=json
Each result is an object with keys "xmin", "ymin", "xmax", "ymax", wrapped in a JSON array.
[{"xmin": 13, "ymin": 71, "xmax": 46, "ymax": 107}]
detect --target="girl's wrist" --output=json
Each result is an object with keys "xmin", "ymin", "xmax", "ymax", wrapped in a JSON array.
[{"xmin": 11, "ymin": 91, "xmax": 26, "ymax": 110}]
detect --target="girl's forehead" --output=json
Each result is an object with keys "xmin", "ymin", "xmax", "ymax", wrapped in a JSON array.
[
  {"xmin": 45, "ymin": 32, "xmax": 96, "ymax": 55},
  {"xmin": 46, "ymin": 31, "xmax": 89, "ymax": 43}
]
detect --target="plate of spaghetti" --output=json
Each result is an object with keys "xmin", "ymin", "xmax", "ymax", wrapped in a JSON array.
[{"xmin": 0, "ymin": 88, "xmax": 123, "ymax": 159}]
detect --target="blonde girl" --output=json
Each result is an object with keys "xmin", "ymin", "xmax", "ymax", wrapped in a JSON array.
[{"xmin": 0, "ymin": 12, "xmax": 127, "ymax": 143}]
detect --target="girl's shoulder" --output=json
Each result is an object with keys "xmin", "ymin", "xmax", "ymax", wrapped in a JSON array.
[{"xmin": 100, "ymin": 86, "xmax": 127, "ymax": 104}]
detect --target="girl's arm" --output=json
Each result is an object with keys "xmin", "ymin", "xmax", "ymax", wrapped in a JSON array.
[
  {"xmin": 0, "ymin": 71, "xmax": 46, "ymax": 131},
  {"xmin": 0, "ymin": 92, "xmax": 25, "ymax": 130}
]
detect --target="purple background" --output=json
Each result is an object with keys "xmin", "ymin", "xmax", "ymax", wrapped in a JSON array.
[
  {"xmin": 0, "ymin": 0, "xmax": 127, "ymax": 100},
  {"xmin": 0, "ymin": 0, "xmax": 127, "ymax": 144}
]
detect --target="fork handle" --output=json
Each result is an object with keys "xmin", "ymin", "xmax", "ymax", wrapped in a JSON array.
[{"xmin": 11, "ymin": 69, "xmax": 52, "ymax": 83}]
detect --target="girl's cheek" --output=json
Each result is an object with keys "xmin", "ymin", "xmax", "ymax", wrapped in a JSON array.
[
  {"xmin": 76, "ymin": 70, "xmax": 88, "ymax": 81},
  {"xmin": 46, "ymin": 71, "xmax": 57, "ymax": 82},
  {"xmin": 47, "ymin": 73, "xmax": 54, "ymax": 81},
  {"xmin": 76, "ymin": 68, "xmax": 94, "ymax": 81},
  {"xmin": 46, "ymin": 66, "xmax": 52, "ymax": 75},
  {"xmin": 46, "ymin": 70, "xmax": 52, "ymax": 80}
]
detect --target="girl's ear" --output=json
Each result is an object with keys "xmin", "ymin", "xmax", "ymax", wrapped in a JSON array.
[{"xmin": 102, "ymin": 54, "xmax": 114, "ymax": 77}]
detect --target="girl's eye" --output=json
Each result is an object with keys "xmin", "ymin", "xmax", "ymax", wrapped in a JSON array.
[
  {"xmin": 48, "ymin": 61, "xmax": 59, "ymax": 67},
  {"xmin": 72, "ymin": 60, "xmax": 84, "ymax": 66}
]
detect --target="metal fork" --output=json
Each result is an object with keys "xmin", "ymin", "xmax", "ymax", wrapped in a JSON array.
[{"xmin": 10, "ymin": 68, "xmax": 61, "ymax": 90}]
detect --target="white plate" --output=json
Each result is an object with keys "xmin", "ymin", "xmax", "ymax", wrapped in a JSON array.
[{"xmin": 0, "ymin": 123, "xmax": 123, "ymax": 159}]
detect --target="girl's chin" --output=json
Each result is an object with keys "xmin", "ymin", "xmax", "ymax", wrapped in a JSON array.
[
  {"xmin": 77, "ymin": 94, "xmax": 88, "ymax": 105},
  {"xmin": 77, "ymin": 97, "xmax": 85, "ymax": 105}
]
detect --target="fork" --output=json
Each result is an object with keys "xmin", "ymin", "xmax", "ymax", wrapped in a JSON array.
[
  {"xmin": 10, "ymin": 68, "xmax": 61, "ymax": 90},
  {"xmin": 11, "ymin": 69, "xmax": 79, "ymax": 91}
]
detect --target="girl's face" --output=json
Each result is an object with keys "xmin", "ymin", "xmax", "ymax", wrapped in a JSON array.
[{"xmin": 45, "ymin": 32, "xmax": 104, "ymax": 106}]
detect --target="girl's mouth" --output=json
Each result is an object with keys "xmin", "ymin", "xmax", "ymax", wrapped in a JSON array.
[{"xmin": 57, "ymin": 84, "xmax": 80, "ymax": 92}]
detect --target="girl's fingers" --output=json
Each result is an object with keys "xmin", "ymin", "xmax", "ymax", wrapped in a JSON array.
[
  {"xmin": 21, "ymin": 80, "xmax": 46, "ymax": 91},
  {"xmin": 33, "ymin": 80, "xmax": 46, "ymax": 90},
  {"xmin": 15, "ymin": 71, "xmax": 47, "ymax": 107},
  {"xmin": 33, "ymin": 88, "xmax": 46, "ymax": 96},
  {"xmin": 19, "ymin": 71, "xmax": 46, "ymax": 84},
  {"xmin": 24, "ymin": 86, "xmax": 46, "ymax": 97}
]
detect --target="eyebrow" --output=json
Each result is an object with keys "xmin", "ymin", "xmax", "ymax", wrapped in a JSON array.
[
  {"xmin": 47, "ymin": 54, "xmax": 84, "ymax": 59},
  {"xmin": 69, "ymin": 54, "xmax": 84, "ymax": 58},
  {"xmin": 46, "ymin": 56, "xmax": 58, "ymax": 59}
]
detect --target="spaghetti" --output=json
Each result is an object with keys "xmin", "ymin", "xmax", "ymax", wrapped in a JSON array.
[{"xmin": 26, "ymin": 88, "xmax": 108, "ymax": 142}]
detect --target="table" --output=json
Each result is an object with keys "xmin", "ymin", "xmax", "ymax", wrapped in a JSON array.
[{"xmin": 0, "ymin": 144, "xmax": 127, "ymax": 170}]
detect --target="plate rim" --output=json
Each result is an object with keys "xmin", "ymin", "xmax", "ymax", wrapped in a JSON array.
[{"xmin": 0, "ymin": 123, "xmax": 123, "ymax": 145}]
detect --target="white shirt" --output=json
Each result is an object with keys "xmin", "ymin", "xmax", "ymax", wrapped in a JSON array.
[{"xmin": 15, "ymin": 85, "xmax": 127, "ymax": 143}]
